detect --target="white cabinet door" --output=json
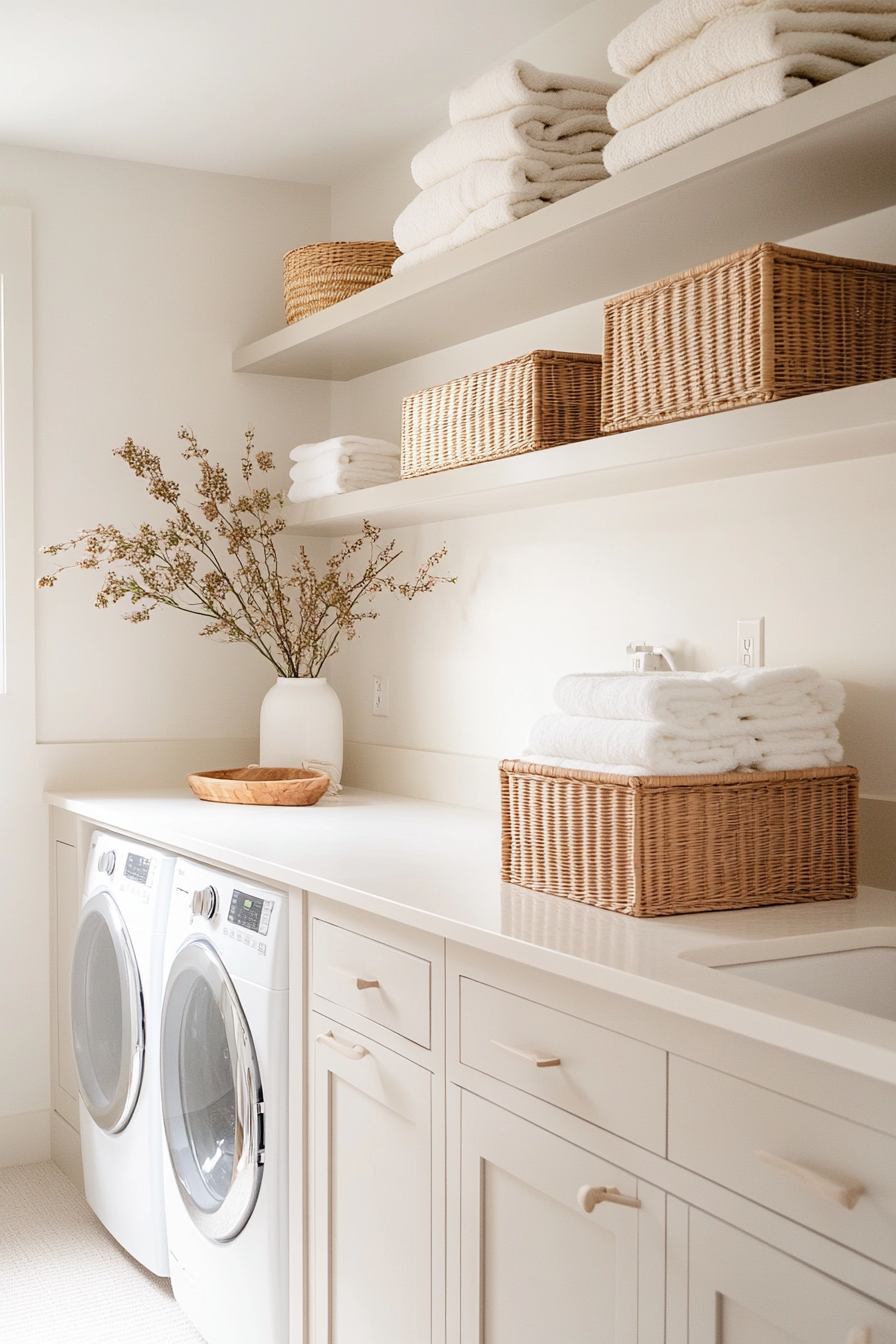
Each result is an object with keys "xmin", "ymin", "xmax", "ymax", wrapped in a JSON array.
[
  {"xmin": 310, "ymin": 1010, "xmax": 434, "ymax": 1344},
  {"xmin": 458, "ymin": 1090, "xmax": 655, "ymax": 1344},
  {"xmin": 688, "ymin": 1209, "xmax": 896, "ymax": 1344}
]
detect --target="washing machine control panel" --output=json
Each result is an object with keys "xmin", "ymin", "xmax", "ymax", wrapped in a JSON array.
[
  {"xmin": 124, "ymin": 852, "xmax": 154, "ymax": 886},
  {"xmin": 228, "ymin": 891, "xmax": 273, "ymax": 936}
]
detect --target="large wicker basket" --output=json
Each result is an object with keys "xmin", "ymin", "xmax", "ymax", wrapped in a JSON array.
[
  {"xmin": 283, "ymin": 241, "xmax": 400, "ymax": 325},
  {"xmin": 401, "ymin": 349, "xmax": 602, "ymax": 478},
  {"xmin": 500, "ymin": 759, "xmax": 858, "ymax": 918},
  {"xmin": 601, "ymin": 243, "xmax": 896, "ymax": 435}
]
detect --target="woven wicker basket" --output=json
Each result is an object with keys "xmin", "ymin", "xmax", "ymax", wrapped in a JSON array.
[
  {"xmin": 601, "ymin": 243, "xmax": 896, "ymax": 435},
  {"xmin": 500, "ymin": 758, "xmax": 858, "ymax": 918},
  {"xmin": 283, "ymin": 241, "xmax": 400, "ymax": 325},
  {"xmin": 401, "ymin": 349, "xmax": 602, "ymax": 478}
]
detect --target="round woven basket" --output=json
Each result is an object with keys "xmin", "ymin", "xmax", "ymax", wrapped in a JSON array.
[{"xmin": 283, "ymin": 240, "xmax": 401, "ymax": 325}]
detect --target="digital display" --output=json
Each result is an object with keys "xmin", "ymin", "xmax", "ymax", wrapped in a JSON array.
[
  {"xmin": 124, "ymin": 853, "xmax": 152, "ymax": 885},
  {"xmin": 228, "ymin": 891, "xmax": 272, "ymax": 935}
]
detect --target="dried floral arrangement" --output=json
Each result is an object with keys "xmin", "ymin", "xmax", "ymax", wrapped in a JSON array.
[{"xmin": 39, "ymin": 428, "xmax": 453, "ymax": 678}]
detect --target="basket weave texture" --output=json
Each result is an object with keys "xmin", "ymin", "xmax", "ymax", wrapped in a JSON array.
[
  {"xmin": 500, "ymin": 759, "xmax": 858, "ymax": 918},
  {"xmin": 600, "ymin": 243, "xmax": 896, "ymax": 435},
  {"xmin": 283, "ymin": 241, "xmax": 400, "ymax": 325},
  {"xmin": 401, "ymin": 349, "xmax": 602, "ymax": 478}
]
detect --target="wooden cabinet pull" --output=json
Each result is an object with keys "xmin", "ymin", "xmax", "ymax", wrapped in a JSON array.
[
  {"xmin": 491, "ymin": 1039, "xmax": 561, "ymax": 1068},
  {"xmin": 332, "ymin": 967, "xmax": 380, "ymax": 991},
  {"xmin": 846, "ymin": 1329, "xmax": 871, "ymax": 1344},
  {"xmin": 316, "ymin": 1029, "xmax": 369, "ymax": 1061},
  {"xmin": 755, "ymin": 1150, "xmax": 865, "ymax": 1209},
  {"xmin": 578, "ymin": 1185, "xmax": 641, "ymax": 1213}
]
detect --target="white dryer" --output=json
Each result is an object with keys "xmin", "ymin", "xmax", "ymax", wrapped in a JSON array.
[
  {"xmin": 70, "ymin": 830, "xmax": 175, "ymax": 1276},
  {"xmin": 160, "ymin": 859, "xmax": 288, "ymax": 1344}
]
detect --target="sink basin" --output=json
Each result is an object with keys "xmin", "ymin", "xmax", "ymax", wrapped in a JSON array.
[{"xmin": 681, "ymin": 929, "xmax": 896, "ymax": 1022}]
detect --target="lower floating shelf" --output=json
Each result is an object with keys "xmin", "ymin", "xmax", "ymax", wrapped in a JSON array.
[{"xmin": 282, "ymin": 379, "xmax": 896, "ymax": 536}]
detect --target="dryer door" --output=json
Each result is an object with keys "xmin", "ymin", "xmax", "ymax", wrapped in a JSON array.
[
  {"xmin": 160, "ymin": 938, "xmax": 264, "ymax": 1243},
  {"xmin": 70, "ymin": 891, "xmax": 145, "ymax": 1134}
]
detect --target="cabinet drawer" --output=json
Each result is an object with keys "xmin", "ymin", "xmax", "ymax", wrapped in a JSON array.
[
  {"xmin": 459, "ymin": 977, "xmax": 667, "ymax": 1154},
  {"xmin": 669, "ymin": 1055, "xmax": 896, "ymax": 1267},
  {"xmin": 312, "ymin": 918, "xmax": 431, "ymax": 1048}
]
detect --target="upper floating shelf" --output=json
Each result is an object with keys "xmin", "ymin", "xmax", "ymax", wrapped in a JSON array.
[
  {"xmin": 282, "ymin": 379, "xmax": 896, "ymax": 536},
  {"xmin": 234, "ymin": 58, "xmax": 896, "ymax": 383}
]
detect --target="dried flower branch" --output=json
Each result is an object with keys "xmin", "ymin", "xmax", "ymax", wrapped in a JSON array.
[{"xmin": 39, "ymin": 428, "xmax": 454, "ymax": 677}]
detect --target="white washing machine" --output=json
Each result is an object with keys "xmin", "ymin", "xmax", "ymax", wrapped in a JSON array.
[
  {"xmin": 70, "ymin": 829, "xmax": 175, "ymax": 1276},
  {"xmin": 160, "ymin": 859, "xmax": 288, "ymax": 1344}
]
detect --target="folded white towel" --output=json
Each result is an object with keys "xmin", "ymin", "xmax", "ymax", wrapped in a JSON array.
[
  {"xmin": 521, "ymin": 752, "xmax": 659, "ymax": 775},
  {"xmin": 608, "ymin": 0, "xmax": 896, "ymax": 77},
  {"xmin": 289, "ymin": 436, "xmax": 399, "ymax": 466},
  {"xmin": 449, "ymin": 59, "xmax": 619, "ymax": 123},
  {"xmin": 528, "ymin": 714, "xmax": 753, "ymax": 773},
  {"xmin": 288, "ymin": 463, "xmax": 400, "ymax": 504},
  {"xmin": 602, "ymin": 53, "xmax": 854, "ymax": 174},
  {"xmin": 393, "ymin": 157, "xmax": 607, "ymax": 254},
  {"xmin": 554, "ymin": 671, "xmax": 741, "ymax": 730},
  {"xmin": 290, "ymin": 462, "xmax": 400, "ymax": 495},
  {"xmin": 607, "ymin": 9, "xmax": 896, "ymax": 129},
  {"xmin": 392, "ymin": 173, "xmax": 612, "ymax": 271},
  {"xmin": 411, "ymin": 106, "xmax": 613, "ymax": 191}
]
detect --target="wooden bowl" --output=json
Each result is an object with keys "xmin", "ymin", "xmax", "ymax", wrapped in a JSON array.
[{"xmin": 187, "ymin": 766, "xmax": 331, "ymax": 807}]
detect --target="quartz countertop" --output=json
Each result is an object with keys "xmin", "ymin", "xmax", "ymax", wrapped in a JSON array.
[{"xmin": 46, "ymin": 785, "xmax": 896, "ymax": 1086}]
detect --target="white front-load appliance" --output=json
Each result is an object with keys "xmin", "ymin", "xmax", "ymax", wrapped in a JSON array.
[
  {"xmin": 160, "ymin": 859, "xmax": 288, "ymax": 1344},
  {"xmin": 70, "ymin": 829, "xmax": 175, "ymax": 1275}
]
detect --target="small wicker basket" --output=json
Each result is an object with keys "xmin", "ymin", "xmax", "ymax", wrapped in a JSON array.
[
  {"xmin": 601, "ymin": 243, "xmax": 896, "ymax": 435},
  {"xmin": 500, "ymin": 758, "xmax": 858, "ymax": 918},
  {"xmin": 401, "ymin": 349, "xmax": 602, "ymax": 478},
  {"xmin": 283, "ymin": 241, "xmax": 400, "ymax": 325}
]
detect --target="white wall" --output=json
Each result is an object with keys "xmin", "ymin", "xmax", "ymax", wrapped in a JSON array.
[{"xmin": 0, "ymin": 143, "xmax": 330, "ymax": 1157}]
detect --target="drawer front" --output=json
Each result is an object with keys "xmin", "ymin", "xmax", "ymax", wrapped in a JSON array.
[
  {"xmin": 312, "ymin": 918, "xmax": 431, "ymax": 1048},
  {"xmin": 459, "ymin": 976, "xmax": 667, "ymax": 1154},
  {"xmin": 669, "ymin": 1055, "xmax": 896, "ymax": 1267}
]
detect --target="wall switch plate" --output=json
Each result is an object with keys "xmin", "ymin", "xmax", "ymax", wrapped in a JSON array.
[
  {"xmin": 372, "ymin": 674, "xmax": 389, "ymax": 717},
  {"xmin": 737, "ymin": 618, "xmax": 765, "ymax": 669}
]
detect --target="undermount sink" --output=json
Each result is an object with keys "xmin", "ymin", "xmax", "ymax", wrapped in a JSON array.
[{"xmin": 681, "ymin": 929, "xmax": 896, "ymax": 1023}]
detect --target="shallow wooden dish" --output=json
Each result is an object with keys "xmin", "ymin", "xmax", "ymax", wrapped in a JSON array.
[{"xmin": 187, "ymin": 766, "xmax": 331, "ymax": 807}]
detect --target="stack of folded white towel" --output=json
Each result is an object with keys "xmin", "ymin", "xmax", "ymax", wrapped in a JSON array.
[
  {"xmin": 523, "ymin": 665, "xmax": 845, "ymax": 775},
  {"xmin": 603, "ymin": 0, "xmax": 896, "ymax": 175},
  {"xmin": 392, "ymin": 60, "xmax": 619, "ymax": 273},
  {"xmin": 287, "ymin": 437, "xmax": 401, "ymax": 504}
]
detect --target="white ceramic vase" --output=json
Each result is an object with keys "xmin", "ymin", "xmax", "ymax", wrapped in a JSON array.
[{"xmin": 258, "ymin": 677, "xmax": 344, "ymax": 783}]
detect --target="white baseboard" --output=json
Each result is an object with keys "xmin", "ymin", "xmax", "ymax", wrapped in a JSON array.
[
  {"xmin": 0, "ymin": 1107, "xmax": 51, "ymax": 1167},
  {"xmin": 51, "ymin": 1110, "xmax": 83, "ymax": 1192},
  {"xmin": 37, "ymin": 737, "xmax": 258, "ymax": 792},
  {"xmin": 342, "ymin": 740, "xmax": 501, "ymax": 811}
]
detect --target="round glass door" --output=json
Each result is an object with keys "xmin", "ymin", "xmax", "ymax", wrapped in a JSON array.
[
  {"xmin": 160, "ymin": 939, "xmax": 264, "ymax": 1243},
  {"xmin": 70, "ymin": 891, "xmax": 145, "ymax": 1134}
]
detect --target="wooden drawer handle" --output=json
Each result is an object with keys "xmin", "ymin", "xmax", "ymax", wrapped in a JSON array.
[
  {"xmin": 333, "ymin": 968, "xmax": 380, "ymax": 991},
  {"xmin": 756, "ymin": 1150, "xmax": 865, "ymax": 1209},
  {"xmin": 578, "ymin": 1185, "xmax": 641, "ymax": 1213},
  {"xmin": 491, "ymin": 1039, "xmax": 561, "ymax": 1068},
  {"xmin": 316, "ymin": 1029, "xmax": 369, "ymax": 1061},
  {"xmin": 846, "ymin": 1329, "xmax": 871, "ymax": 1344}
]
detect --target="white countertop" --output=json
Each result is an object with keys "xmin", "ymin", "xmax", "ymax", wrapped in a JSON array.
[{"xmin": 47, "ymin": 785, "xmax": 896, "ymax": 1086}]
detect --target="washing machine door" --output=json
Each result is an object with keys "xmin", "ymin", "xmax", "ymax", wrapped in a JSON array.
[
  {"xmin": 160, "ymin": 938, "xmax": 264, "ymax": 1243},
  {"xmin": 70, "ymin": 891, "xmax": 145, "ymax": 1134}
]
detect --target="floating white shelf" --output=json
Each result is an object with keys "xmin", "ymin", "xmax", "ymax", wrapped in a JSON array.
[
  {"xmin": 282, "ymin": 380, "xmax": 896, "ymax": 535},
  {"xmin": 234, "ymin": 59, "xmax": 896, "ymax": 383}
]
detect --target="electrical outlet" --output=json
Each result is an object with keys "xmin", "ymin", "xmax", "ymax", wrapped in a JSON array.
[
  {"xmin": 372, "ymin": 674, "xmax": 389, "ymax": 717},
  {"xmin": 737, "ymin": 618, "xmax": 765, "ymax": 669}
]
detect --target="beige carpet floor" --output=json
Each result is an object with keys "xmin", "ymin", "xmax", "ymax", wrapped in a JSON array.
[{"xmin": 0, "ymin": 1161, "xmax": 206, "ymax": 1343}]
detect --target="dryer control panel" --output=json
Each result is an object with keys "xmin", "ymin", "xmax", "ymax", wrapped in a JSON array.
[{"xmin": 228, "ymin": 891, "xmax": 273, "ymax": 936}]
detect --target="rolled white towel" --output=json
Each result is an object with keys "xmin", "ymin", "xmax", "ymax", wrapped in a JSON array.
[
  {"xmin": 602, "ymin": 53, "xmax": 854, "ymax": 174},
  {"xmin": 393, "ymin": 157, "xmax": 607, "ymax": 254},
  {"xmin": 608, "ymin": 0, "xmax": 896, "ymax": 78},
  {"xmin": 554, "ymin": 671, "xmax": 739, "ymax": 729},
  {"xmin": 528, "ymin": 714, "xmax": 753, "ymax": 774},
  {"xmin": 607, "ymin": 8, "xmax": 896, "ymax": 129},
  {"xmin": 289, "ymin": 436, "xmax": 399, "ymax": 466},
  {"xmin": 449, "ymin": 59, "xmax": 619, "ymax": 123},
  {"xmin": 411, "ymin": 106, "xmax": 613, "ymax": 191}
]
